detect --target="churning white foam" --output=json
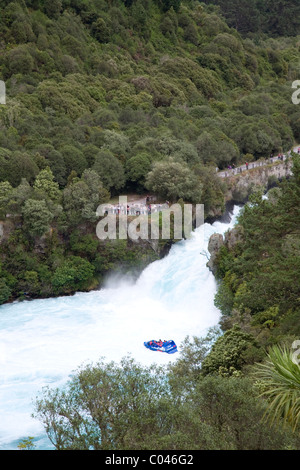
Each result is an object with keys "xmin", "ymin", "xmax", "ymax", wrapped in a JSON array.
[{"xmin": 0, "ymin": 206, "xmax": 241, "ymax": 449}]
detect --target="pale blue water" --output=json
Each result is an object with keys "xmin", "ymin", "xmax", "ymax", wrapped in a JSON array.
[{"xmin": 0, "ymin": 206, "xmax": 241, "ymax": 450}]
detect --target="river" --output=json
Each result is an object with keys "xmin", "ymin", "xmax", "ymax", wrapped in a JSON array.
[{"xmin": 0, "ymin": 205, "xmax": 241, "ymax": 450}]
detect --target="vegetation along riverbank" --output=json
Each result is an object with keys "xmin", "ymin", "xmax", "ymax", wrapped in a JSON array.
[{"xmin": 1, "ymin": 0, "xmax": 300, "ymax": 450}]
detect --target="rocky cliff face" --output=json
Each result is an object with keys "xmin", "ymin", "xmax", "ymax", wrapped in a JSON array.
[
  {"xmin": 224, "ymin": 161, "xmax": 292, "ymax": 203},
  {"xmin": 206, "ymin": 161, "xmax": 292, "ymax": 274},
  {"xmin": 207, "ymin": 225, "xmax": 244, "ymax": 274},
  {"xmin": 207, "ymin": 233, "xmax": 224, "ymax": 275}
]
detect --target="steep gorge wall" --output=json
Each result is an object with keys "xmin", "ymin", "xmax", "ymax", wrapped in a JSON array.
[
  {"xmin": 206, "ymin": 160, "xmax": 293, "ymax": 274},
  {"xmin": 224, "ymin": 160, "xmax": 292, "ymax": 204}
]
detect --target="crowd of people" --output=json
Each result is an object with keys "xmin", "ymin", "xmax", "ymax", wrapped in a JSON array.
[
  {"xmin": 101, "ymin": 197, "xmax": 169, "ymax": 217},
  {"xmin": 218, "ymin": 147, "xmax": 299, "ymax": 178}
]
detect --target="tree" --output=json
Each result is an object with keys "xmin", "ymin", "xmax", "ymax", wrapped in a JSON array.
[
  {"xmin": 157, "ymin": 0, "xmax": 181, "ymax": 13},
  {"xmin": 264, "ymin": 0, "xmax": 300, "ymax": 36},
  {"xmin": 51, "ymin": 256, "xmax": 95, "ymax": 293},
  {"xmin": 192, "ymin": 374, "xmax": 294, "ymax": 449},
  {"xmin": 6, "ymin": 178, "xmax": 32, "ymax": 215},
  {"xmin": 0, "ymin": 181, "xmax": 13, "ymax": 218},
  {"xmin": 33, "ymin": 357, "xmax": 175, "ymax": 450},
  {"xmin": 101, "ymin": 130, "xmax": 131, "ymax": 161},
  {"xmin": 125, "ymin": 153, "xmax": 151, "ymax": 189},
  {"xmin": 19, "ymin": 270, "xmax": 40, "ymax": 297},
  {"xmin": 17, "ymin": 436, "xmax": 36, "ymax": 450},
  {"xmin": 33, "ymin": 355, "xmax": 297, "ymax": 450},
  {"xmin": 6, "ymin": 46, "xmax": 34, "ymax": 75},
  {"xmin": 145, "ymin": 158, "xmax": 202, "ymax": 203},
  {"xmin": 59, "ymin": 145, "xmax": 87, "ymax": 178},
  {"xmin": 63, "ymin": 169, "xmax": 109, "ymax": 225},
  {"xmin": 196, "ymin": 131, "xmax": 239, "ymax": 167},
  {"xmin": 168, "ymin": 327, "xmax": 221, "ymax": 387},
  {"xmin": 201, "ymin": 325, "xmax": 261, "ymax": 376},
  {"xmin": 0, "ymin": 278, "xmax": 11, "ymax": 305},
  {"xmin": 43, "ymin": 0, "xmax": 62, "ymax": 19},
  {"xmin": 202, "ymin": 0, "xmax": 261, "ymax": 35},
  {"xmin": 92, "ymin": 150, "xmax": 125, "ymax": 193},
  {"xmin": 44, "ymin": 149, "xmax": 66, "ymax": 187},
  {"xmin": 91, "ymin": 17, "xmax": 110, "ymax": 43},
  {"xmin": 10, "ymin": 16, "xmax": 35, "ymax": 44},
  {"xmin": 193, "ymin": 165, "xmax": 226, "ymax": 217},
  {"xmin": 22, "ymin": 199, "xmax": 54, "ymax": 237},
  {"xmin": 202, "ymin": 0, "xmax": 300, "ymax": 36},
  {"xmin": 33, "ymin": 167, "xmax": 61, "ymax": 202},
  {"xmin": 0, "ymin": 151, "xmax": 39, "ymax": 187}
]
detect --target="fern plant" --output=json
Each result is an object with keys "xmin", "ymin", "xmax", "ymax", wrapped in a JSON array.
[{"xmin": 254, "ymin": 344, "xmax": 300, "ymax": 432}]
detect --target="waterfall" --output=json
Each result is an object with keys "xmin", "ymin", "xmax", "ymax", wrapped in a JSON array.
[{"xmin": 0, "ymin": 205, "xmax": 241, "ymax": 449}]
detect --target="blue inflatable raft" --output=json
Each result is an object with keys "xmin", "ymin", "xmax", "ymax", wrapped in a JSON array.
[{"xmin": 144, "ymin": 339, "xmax": 178, "ymax": 354}]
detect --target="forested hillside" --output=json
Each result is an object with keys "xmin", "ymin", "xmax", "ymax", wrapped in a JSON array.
[
  {"xmin": 202, "ymin": 0, "xmax": 300, "ymax": 37},
  {"xmin": 1, "ymin": 0, "xmax": 300, "ymax": 451},
  {"xmin": 1, "ymin": 0, "xmax": 299, "ymax": 187},
  {"xmin": 0, "ymin": 0, "xmax": 299, "ymax": 303}
]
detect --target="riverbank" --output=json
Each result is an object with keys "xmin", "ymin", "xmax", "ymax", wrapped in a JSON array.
[{"xmin": 205, "ymin": 154, "xmax": 300, "ymax": 368}]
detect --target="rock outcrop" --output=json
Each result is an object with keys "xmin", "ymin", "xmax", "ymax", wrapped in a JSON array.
[
  {"xmin": 207, "ymin": 233, "xmax": 224, "ymax": 274},
  {"xmin": 207, "ymin": 224, "xmax": 244, "ymax": 274},
  {"xmin": 224, "ymin": 161, "xmax": 292, "ymax": 203}
]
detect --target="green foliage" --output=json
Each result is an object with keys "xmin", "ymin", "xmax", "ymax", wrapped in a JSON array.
[
  {"xmin": 169, "ymin": 327, "xmax": 221, "ymax": 386},
  {"xmin": 0, "ymin": 278, "xmax": 11, "ymax": 304},
  {"xmin": 91, "ymin": 17, "xmax": 110, "ymax": 43},
  {"xmin": 254, "ymin": 344, "xmax": 300, "ymax": 431},
  {"xmin": 52, "ymin": 255, "xmax": 95, "ymax": 293},
  {"xmin": 213, "ymin": 156, "xmax": 300, "ymax": 350},
  {"xmin": 22, "ymin": 198, "xmax": 54, "ymax": 237},
  {"xmin": 63, "ymin": 169, "xmax": 110, "ymax": 225},
  {"xmin": 43, "ymin": 0, "xmax": 62, "ymax": 19},
  {"xmin": 0, "ymin": 2, "xmax": 299, "ymax": 449},
  {"xmin": 33, "ymin": 167, "xmax": 61, "ymax": 202},
  {"xmin": 202, "ymin": 0, "xmax": 300, "ymax": 37},
  {"xmin": 214, "ymin": 278, "xmax": 235, "ymax": 316},
  {"xmin": 0, "ymin": 181, "xmax": 13, "ymax": 218},
  {"xmin": 191, "ymin": 374, "xmax": 295, "ymax": 449},
  {"xmin": 0, "ymin": 0, "xmax": 299, "ymax": 306},
  {"xmin": 5, "ymin": 46, "xmax": 35, "ymax": 75},
  {"xmin": 146, "ymin": 157, "xmax": 202, "ymax": 203},
  {"xmin": 201, "ymin": 325, "xmax": 261, "ymax": 376},
  {"xmin": 33, "ymin": 354, "xmax": 298, "ymax": 450},
  {"xmin": 92, "ymin": 150, "xmax": 125, "ymax": 193},
  {"xmin": 34, "ymin": 357, "xmax": 176, "ymax": 450},
  {"xmin": 125, "ymin": 153, "xmax": 151, "ymax": 189},
  {"xmin": 59, "ymin": 145, "xmax": 87, "ymax": 178},
  {"xmin": 0, "ymin": 150, "xmax": 39, "ymax": 187},
  {"xmin": 193, "ymin": 164, "xmax": 226, "ymax": 217},
  {"xmin": 161, "ymin": 0, "xmax": 181, "ymax": 13},
  {"xmin": 17, "ymin": 436, "xmax": 36, "ymax": 450},
  {"xmin": 0, "ymin": 0, "xmax": 297, "ymax": 193}
]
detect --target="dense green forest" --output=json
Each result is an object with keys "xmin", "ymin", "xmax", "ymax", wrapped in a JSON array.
[
  {"xmin": 1, "ymin": 0, "xmax": 300, "ymax": 452},
  {"xmin": 0, "ymin": 0, "xmax": 299, "ymax": 303},
  {"xmin": 202, "ymin": 0, "xmax": 300, "ymax": 37}
]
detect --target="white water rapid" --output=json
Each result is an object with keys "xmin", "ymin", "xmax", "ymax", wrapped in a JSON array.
[{"xmin": 0, "ymin": 205, "xmax": 241, "ymax": 450}]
